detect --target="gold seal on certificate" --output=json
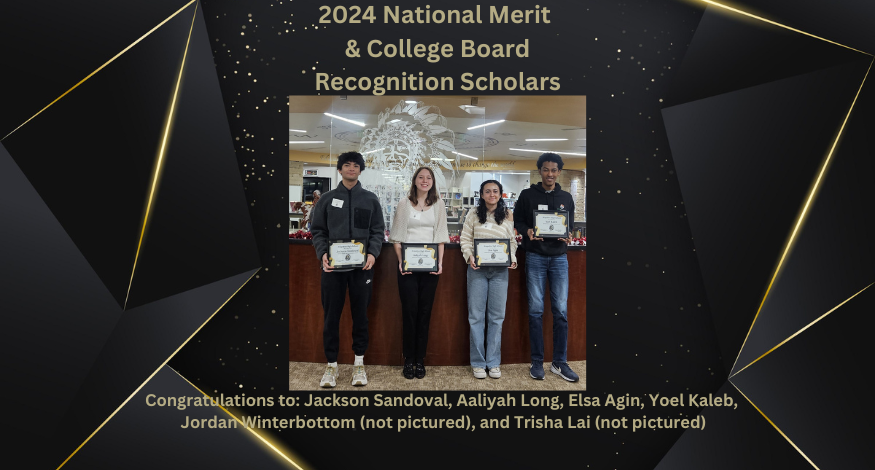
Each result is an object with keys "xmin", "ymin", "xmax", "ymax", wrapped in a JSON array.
[
  {"xmin": 401, "ymin": 243, "xmax": 438, "ymax": 272},
  {"xmin": 533, "ymin": 210, "xmax": 569, "ymax": 238},
  {"xmin": 328, "ymin": 240, "xmax": 367, "ymax": 269},
  {"xmin": 474, "ymin": 239, "xmax": 511, "ymax": 267}
]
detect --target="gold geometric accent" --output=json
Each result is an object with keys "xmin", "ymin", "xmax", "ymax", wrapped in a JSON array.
[
  {"xmin": 697, "ymin": 0, "xmax": 871, "ymax": 56},
  {"xmin": 731, "ymin": 58, "xmax": 874, "ymax": 374},
  {"xmin": 172, "ymin": 369, "xmax": 307, "ymax": 470},
  {"xmin": 0, "ymin": 0, "xmax": 198, "ymax": 142},
  {"xmin": 124, "ymin": 2, "xmax": 198, "ymax": 309},
  {"xmin": 731, "ymin": 282, "xmax": 873, "ymax": 378},
  {"xmin": 56, "ymin": 268, "xmax": 260, "ymax": 470},
  {"xmin": 730, "ymin": 380, "xmax": 821, "ymax": 469}
]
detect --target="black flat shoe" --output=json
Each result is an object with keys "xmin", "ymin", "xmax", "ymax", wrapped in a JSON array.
[
  {"xmin": 402, "ymin": 363, "xmax": 415, "ymax": 379},
  {"xmin": 414, "ymin": 363, "xmax": 426, "ymax": 379}
]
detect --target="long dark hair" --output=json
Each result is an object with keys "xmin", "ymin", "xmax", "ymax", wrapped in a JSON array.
[
  {"xmin": 477, "ymin": 179, "xmax": 508, "ymax": 225},
  {"xmin": 407, "ymin": 166, "xmax": 440, "ymax": 206}
]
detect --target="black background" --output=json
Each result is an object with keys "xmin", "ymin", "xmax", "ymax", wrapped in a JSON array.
[{"xmin": 2, "ymin": 0, "xmax": 873, "ymax": 469}]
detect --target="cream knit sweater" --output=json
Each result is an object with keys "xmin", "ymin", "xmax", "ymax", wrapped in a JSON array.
[
  {"xmin": 388, "ymin": 198, "xmax": 450, "ymax": 243},
  {"xmin": 460, "ymin": 208, "xmax": 518, "ymax": 264}
]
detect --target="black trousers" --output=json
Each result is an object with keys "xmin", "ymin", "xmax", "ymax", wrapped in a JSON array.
[
  {"xmin": 397, "ymin": 271, "xmax": 440, "ymax": 362},
  {"xmin": 321, "ymin": 269, "xmax": 373, "ymax": 362}
]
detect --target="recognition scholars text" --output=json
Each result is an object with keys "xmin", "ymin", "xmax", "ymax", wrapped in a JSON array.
[{"xmin": 313, "ymin": 5, "xmax": 562, "ymax": 95}]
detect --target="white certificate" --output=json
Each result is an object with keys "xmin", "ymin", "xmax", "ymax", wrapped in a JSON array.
[
  {"xmin": 329, "ymin": 241, "xmax": 365, "ymax": 267},
  {"xmin": 403, "ymin": 246, "xmax": 437, "ymax": 270},
  {"xmin": 475, "ymin": 241, "xmax": 510, "ymax": 266},
  {"xmin": 534, "ymin": 211, "xmax": 568, "ymax": 237}
]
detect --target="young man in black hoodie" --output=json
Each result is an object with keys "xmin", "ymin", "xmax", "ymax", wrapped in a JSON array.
[
  {"xmin": 513, "ymin": 152, "xmax": 580, "ymax": 382},
  {"xmin": 310, "ymin": 152, "xmax": 385, "ymax": 387}
]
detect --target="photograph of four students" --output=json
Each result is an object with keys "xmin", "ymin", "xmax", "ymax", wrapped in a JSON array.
[{"xmin": 309, "ymin": 150, "xmax": 579, "ymax": 388}]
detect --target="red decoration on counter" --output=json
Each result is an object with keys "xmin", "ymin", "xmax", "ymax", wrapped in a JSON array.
[
  {"xmin": 570, "ymin": 237, "xmax": 586, "ymax": 246},
  {"xmin": 289, "ymin": 231, "xmax": 313, "ymax": 239},
  {"xmin": 508, "ymin": 235, "xmax": 585, "ymax": 246}
]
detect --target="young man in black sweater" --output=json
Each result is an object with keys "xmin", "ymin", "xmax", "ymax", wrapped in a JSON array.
[
  {"xmin": 309, "ymin": 152, "xmax": 385, "ymax": 387},
  {"xmin": 513, "ymin": 152, "xmax": 580, "ymax": 382}
]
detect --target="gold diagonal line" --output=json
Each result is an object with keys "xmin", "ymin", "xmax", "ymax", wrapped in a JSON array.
[
  {"xmin": 57, "ymin": 267, "xmax": 261, "ymax": 470},
  {"xmin": 124, "ymin": 2, "xmax": 198, "ymax": 309},
  {"xmin": 0, "ymin": 0, "xmax": 197, "ymax": 142},
  {"xmin": 171, "ymin": 368, "xmax": 306, "ymax": 470},
  {"xmin": 730, "ymin": 57, "xmax": 874, "ymax": 374},
  {"xmin": 731, "ymin": 282, "xmax": 873, "ymax": 378},
  {"xmin": 697, "ymin": 0, "xmax": 871, "ymax": 56},
  {"xmin": 730, "ymin": 380, "xmax": 821, "ymax": 469}
]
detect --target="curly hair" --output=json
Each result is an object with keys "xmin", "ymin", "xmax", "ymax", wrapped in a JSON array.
[
  {"xmin": 476, "ymin": 179, "xmax": 508, "ymax": 226},
  {"xmin": 336, "ymin": 151, "xmax": 365, "ymax": 171},
  {"xmin": 536, "ymin": 152, "xmax": 564, "ymax": 170}
]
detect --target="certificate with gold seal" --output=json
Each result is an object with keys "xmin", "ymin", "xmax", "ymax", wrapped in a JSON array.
[
  {"xmin": 401, "ymin": 243, "xmax": 438, "ymax": 272},
  {"xmin": 533, "ymin": 210, "xmax": 569, "ymax": 238},
  {"xmin": 474, "ymin": 239, "xmax": 510, "ymax": 267},
  {"xmin": 328, "ymin": 240, "xmax": 367, "ymax": 269}
]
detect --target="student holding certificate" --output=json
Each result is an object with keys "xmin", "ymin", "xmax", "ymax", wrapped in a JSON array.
[
  {"xmin": 389, "ymin": 167, "xmax": 450, "ymax": 379},
  {"xmin": 513, "ymin": 152, "xmax": 580, "ymax": 382},
  {"xmin": 310, "ymin": 152, "xmax": 385, "ymax": 388},
  {"xmin": 460, "ymin": 180, "xmax": 517, "ymax": 379}
]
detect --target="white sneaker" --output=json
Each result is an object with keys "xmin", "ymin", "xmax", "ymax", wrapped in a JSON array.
[
  {"xmin": 472, "ymin": 367, "xmax": 487, "ymax": 379},
  {"xmin": 488, "ymin": 367, "xmax": 501, "ymax": 379},
  {"xmin": 320, "ymin": 365, "xmax": 337, "ymax": 388},
  {"xmin": 352, "ymin": 365, "xmax": 368, "ymax": 386}
]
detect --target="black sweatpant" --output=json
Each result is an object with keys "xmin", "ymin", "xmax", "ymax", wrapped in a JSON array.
[
  {"xmin": 397, "ymin": 271, "xmax": 440, "ymax": 362},
  {"xmin": 322, "ymin": 269, "xmax": 373, "ymax": 362}
]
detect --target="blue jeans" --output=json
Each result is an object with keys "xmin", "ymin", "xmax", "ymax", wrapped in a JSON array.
[
  {"xmin": 467, "ymin": 266, "xmax": 509, "ymax": 368},
  {"xmin": 525, "ymin": 252, "xmax": 569, "ymax": 363}
]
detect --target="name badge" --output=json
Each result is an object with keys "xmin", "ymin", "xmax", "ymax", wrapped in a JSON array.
[
  {"xmin": 411, "ymin": 211, "xmax": 421, "ymax": 220},
  {"xmin": 331, "ymin": 198, "xmax": 344, "ymax": 208},
  {"xmin": 538, "ymin": 204, "xmax": 548, "ymax": 210}
]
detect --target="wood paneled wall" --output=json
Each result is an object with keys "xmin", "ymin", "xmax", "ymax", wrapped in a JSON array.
[{"xmin": 289, "ymin": 242, "xmax": 586, "ymax": 365}]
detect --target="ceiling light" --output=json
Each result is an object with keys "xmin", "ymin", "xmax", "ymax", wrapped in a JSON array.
[
  {"xmin": 289, "ymin": 129, "xmax": 307, "ymax": 132},
  {"xmin": 525, "ymin": 138, "xmax": 568, "ymax": 141},
  {"xmin": 508, "ymin": 148, "xmax": 586, "ymax": 156},
  {"xmin": 362, "ymin": 148, "xmax": 385, "ymax": 154},
  {"xmin": 324, "ymin": 113, "xmax": 365, "ymax": 126},
  {"xmin": 452, "ymin": 151, "xmax": 478, "ymax": 160},
  {"xmin": 389, "ymin": 119, "xmax": 401, "ymax": 123},
  {"xmin": 467, "ymin": 119, "xmax": 505, "ymax": 130},
  {"xmin": 289, "ymin": 140, "xmax": 325, "ymax": 144},
  {"xmin": 405, "ymin": 100, "xmax": 418, "ymax": 103}
]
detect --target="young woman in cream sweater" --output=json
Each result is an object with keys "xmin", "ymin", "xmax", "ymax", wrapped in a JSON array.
[{"xmin": 460, "ymin": 180, "xmax": 517, "ymax": 379}]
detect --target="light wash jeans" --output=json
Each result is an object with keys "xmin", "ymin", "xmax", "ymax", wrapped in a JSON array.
[
  {"xmin": 467, "ymin": 266, "xmax": 510, "ymax": 368},
  {"xmin": 525, "ymin": 252, "xmax": 569, "ymax": 363}
]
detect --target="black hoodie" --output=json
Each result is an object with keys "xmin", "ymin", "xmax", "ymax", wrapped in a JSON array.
[
  {"xmin": 513, "ymin": 182, "xmax": 575, "ymax": 256},
  {"xmin": 310, "ymin": 181, "xmax": 385, "ymax": 262}
]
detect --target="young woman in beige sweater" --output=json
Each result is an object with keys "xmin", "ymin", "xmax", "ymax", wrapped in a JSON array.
[{"xmin": 460, "ymin": 180, "xmax": 517, "ymax": 379}]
